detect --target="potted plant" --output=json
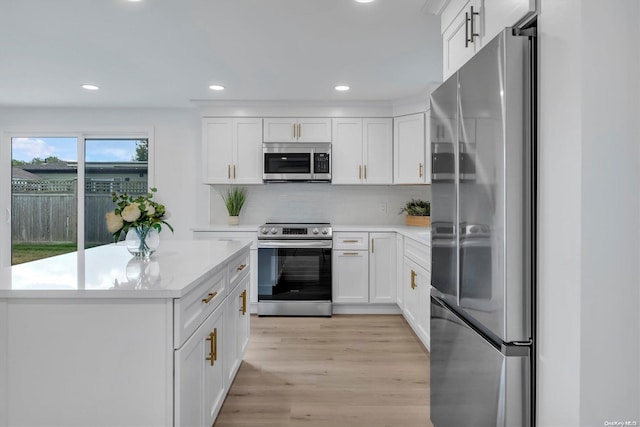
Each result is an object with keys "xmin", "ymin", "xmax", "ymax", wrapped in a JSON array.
[
  {"xmin": 221, "ymin": 187, "xmax": 247, "ymax": 225},
  {"xmin": 399, "ymin": 199, "xmax": 431, "ymax": 227}
]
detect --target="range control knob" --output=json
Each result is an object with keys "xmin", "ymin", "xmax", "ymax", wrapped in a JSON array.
[
  {"xmin": 312, "ymin": 228, "xmax": 320, "ymax": 235},
  {"xmin": 270, "ymin": 228, "xmax": 278, "ymax": 234},
  {"xmin": 321, "ymin": 228, "xmax": 329, "ymax": 235},
  {"xmin": 261, "ymin": 228, "xmax": 269, "ymax": 234}
]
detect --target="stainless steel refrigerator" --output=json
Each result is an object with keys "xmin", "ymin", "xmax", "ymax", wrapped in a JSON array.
[{"xmin": 430, "ymin": 27, "xmax": 536, "ymax": 427}]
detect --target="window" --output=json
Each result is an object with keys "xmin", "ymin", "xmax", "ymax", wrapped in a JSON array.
[{"xmin": 5, "ymin": 135, "xmax": 150, "ymax": 265}]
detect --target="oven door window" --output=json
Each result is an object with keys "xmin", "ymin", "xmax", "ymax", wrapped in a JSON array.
[
  {"xmin": 258, "ymin": 247, "xmax": 332, "ymax": 301},
  {"xmin": 264, "ymin": 153, "xmax": 311, "ymax": 174}
]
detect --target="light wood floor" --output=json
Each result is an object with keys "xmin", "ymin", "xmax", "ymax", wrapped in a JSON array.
[{"xmin": 214, "ymin": 314, "xmax": 433, "ymax": 427}]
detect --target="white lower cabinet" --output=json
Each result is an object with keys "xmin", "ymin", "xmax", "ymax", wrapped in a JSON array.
[
  {"xmin": 332, "ymin": 249, "xmax": 369, "ymax": 303},
  {"xmin": 224, "ymin": 273, "xmax": 250, "ymax": 388},
  {"xmin": 396, "ymin": 234, "xmax": 404, "ymax": 308},
  {"xmin": 175, "ymin": 304, "xmax": 225, "ymax": 427},
  {"xmin": 369, "ymin": 232, "xmax": 397, "ymax": 304},
  {"xmin": 401, "ymin": 237, "xmax": 432, "ymax": 350}
]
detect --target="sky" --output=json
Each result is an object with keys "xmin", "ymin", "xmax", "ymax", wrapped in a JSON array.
[{"xmin": 11, "ymin": 137, "xmax": 144, "ymax": 163}]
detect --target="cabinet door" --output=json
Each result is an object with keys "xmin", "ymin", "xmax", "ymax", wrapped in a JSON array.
[
  {"xmin": 441, "ymin": 0, "xmax": 481, "ymax": 80},
  {"xmin": 202, "ymin": 118, "xmax": 234, "ymax": 183},
  {"xmin": 394, "ymin": 113, "xmax": 426, "ymax": 184},
  {"xmin": 396, "ymin": 234, "xmax": 404, "ymax": 308},
  {"xmin": 237, "ymin": 274, "xmax": 250, "ymax": 357},
  {"xmin": 263, "ymin": 118, "xmax": 297, "ymax": 142},
  {"xmin": 331, "ymin": 118, "xmax": 363, "ymax": 184},
  {"xmin": 223, "ymin": 285, "xmax": 240, "ymax": 389},
  {"xmin": 332, "ymin": 250, "xmax": 369, "ymax": 303},
  {"xmin": 297, "ymin": 118, "xmax": 332, "ymax": 142},
  {"xmin": 403, "ymin": 257, "xmax": 421, "ymax": 327},
  {"xmin": 175, "ymin": 305, "xmax": 225, "ymax": 427},
  {"xmin": 417, "ymin": 267, "xmax": 432, "ymax": 349},
  {"xmin": 363, "ymin": 118, "xmax": 393, "ymax": 184},
  {"xmin": 233, "ymin": 118, "xmax": 263, "ymax": 184},
  {"xmin": 369, "ymin": 232, "xmax": 397, "ymax": 303}
]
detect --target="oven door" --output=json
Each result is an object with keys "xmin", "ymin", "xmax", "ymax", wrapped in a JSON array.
[
  {"xmin": 257, "ymin": 240, "xmax": 332, "ymax": 303},
  {"xmin": 263, "ymin": 144, "xmax": 313, "ymax": 181}
]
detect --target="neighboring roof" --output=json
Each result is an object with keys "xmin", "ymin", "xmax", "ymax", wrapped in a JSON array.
[
  {"xmin": 12, "ymin": 167, "xmax": 41, "ymax": 181},
  {"xmin": 18, "ymin": 162, "xmax": 148, "ymax": 175},
  {"xmin": 18, "ymin": 162, "xmax": 76, "ymax": 173}
]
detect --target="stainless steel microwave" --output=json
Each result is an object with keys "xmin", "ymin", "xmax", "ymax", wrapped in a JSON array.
[{"xmin": 263, "ymin": 143, "xmax": 331, "ymax": 182}]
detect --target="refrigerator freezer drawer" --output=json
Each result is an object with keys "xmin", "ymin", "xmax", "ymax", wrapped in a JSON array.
[{"xmin": 430, "ymin": 296, "xmax": 530, "ymax": 427}]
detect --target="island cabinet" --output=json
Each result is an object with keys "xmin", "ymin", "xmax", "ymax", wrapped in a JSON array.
[{"xmin": 0, "ymin": 241, "xmax": 251, "ymax": 427}]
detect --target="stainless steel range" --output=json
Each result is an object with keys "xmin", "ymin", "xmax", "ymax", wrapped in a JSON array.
[{"xmin": 257, "ymin": 222, "xmax": 332, "ymax": 316}]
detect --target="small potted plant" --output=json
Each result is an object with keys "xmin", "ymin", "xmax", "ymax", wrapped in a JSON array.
[
  {"xmin": 221, "ymin": 187, "xmax": 247, "ymax": 225},
  {"xmin": 399, "ymin": 199, "xmax": 431, "ymax": 227}
]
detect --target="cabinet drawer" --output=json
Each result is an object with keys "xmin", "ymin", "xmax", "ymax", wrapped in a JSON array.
[
  {"xmin": 174, "ymin": 267, "xmax": 227, "ymax": 348},
  {"xmin": 228, "ymin": 250, "xmax": 250, "ymax": 290},
  {"xmin": 404, "ymin": 237, "xmax": 431, "ymax": 268},
  {"xmin": 333, "ymin": 232, "xmax": 369, "ymax": 250}
]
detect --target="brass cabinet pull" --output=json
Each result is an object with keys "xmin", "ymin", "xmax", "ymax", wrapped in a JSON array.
[
  {"xmin": 419, "ymin": 163, "xmax": 423, "ymax": 178},
  {"xmin": 206, "ymin": 328, "xmax": 217, "ymax": 366},
  {"xmin": 410, "ymin": 270, "xmax": 417, "ymax": 289},
  {"xmin": 236, "ymin": 263, "xmax": 247, "ymax": 271},
  {"xmin": 343, "ymin": 252, "xmax": 359, "ymax": 256},
  {"xmin": 239, "ymin": 289, "xmax": 247, "ymax": 315},
  {"xmin": 233, "ymin": 164, "xmax": 236, "ymax": 179},
  {"xmin": 227, "ymin": 164, "xmax": 231, "ymax": 179},
  {"xmin": 293, "ymin": 123, "xmax": 296, "ymax": 139},
  {"xmin": 343, "ymin": 239, "xmax": 359, "ymax": 243},
  {"xmin": 297, "ymin": 123, "xmax": 301, "ymax": 139},
  {"xmin": 465, "ymin": 11, "xmax": 470, "ymax": 48},
  {"xmin": 202, "ymin": 291, "xmax": 218, "ymax": 304},
  {"xmin": 359, "ymin": 165, "xmax": 362, "ymax": 179},
  {"xmin": 364, "ymin": 165, "xmax": 367, "ymax": 179},
  {"xmin": 469, "ymin": 5, "xmax": 479, "ymax": 43},
  {"xmin": 371, "ymin": 238, "xmax": 374, "ymax": 253}
]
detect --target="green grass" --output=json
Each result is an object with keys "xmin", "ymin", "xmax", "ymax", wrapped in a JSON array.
[{"xmin": 12, "ymin": 242, "xmax": 77, "ymax": 265}]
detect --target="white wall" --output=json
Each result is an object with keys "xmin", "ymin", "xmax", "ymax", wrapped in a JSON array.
[
  {"xmin": 538, "ymin": 1, "xmax": 640, "ymax": 425},
  {"xmin": 209, "ymin": 184, "xmax": 430, "ymax": 225},
  {"xmin": 0, "ymin": 107, "xmax": 208, "ymax": 240}
]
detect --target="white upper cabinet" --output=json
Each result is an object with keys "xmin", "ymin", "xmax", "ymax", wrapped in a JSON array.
[
  {"xmin": 394, "ymin": 113, "xmax": 430, "ymax": 184},
  {"xmin": 441, "ymin": 0, "xmax": 536, "ymax": 80},
  {"xmin": 332, "ymin": 118, "xmax": 392, "ymax": 185},
  {"xmin": 202, "ymin": 118, "xmax": 263, "ymax": 184},
  {"xmin": 263, "ymin": 118, "xmax": 331, "ymax": 142}
]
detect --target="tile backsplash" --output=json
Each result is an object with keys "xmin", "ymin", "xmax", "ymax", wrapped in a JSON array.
[{"xmin": 210, "ymin": 184, "xmax": 431, "ymax": 225}]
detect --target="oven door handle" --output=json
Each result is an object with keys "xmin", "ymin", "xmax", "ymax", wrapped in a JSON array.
[{"xmin": 258, "ymin": 240, "xmax": 333, "ymax": 249}]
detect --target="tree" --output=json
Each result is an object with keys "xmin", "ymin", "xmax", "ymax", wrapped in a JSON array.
[{"xmin": 133, "ymin": 139, "xmax": 148, "ymax": 161}]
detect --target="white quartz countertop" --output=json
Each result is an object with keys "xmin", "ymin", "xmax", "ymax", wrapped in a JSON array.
[
  {"xmin": 0, "ymin": 240, "xmax": 252, "ymax": 299},
  {"xmin": 192, "ymin": 224, "xmax": 430, "ymax": 245}
]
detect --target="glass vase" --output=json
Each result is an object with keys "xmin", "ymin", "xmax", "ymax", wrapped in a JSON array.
[{"xmin": 125, "ymin": 225, "xmax": 160, "ymax": 259}]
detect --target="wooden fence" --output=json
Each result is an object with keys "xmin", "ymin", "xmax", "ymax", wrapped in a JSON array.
[{"xmin": 11, "ymin": 179, "xmax": 148, "ymax": 245}]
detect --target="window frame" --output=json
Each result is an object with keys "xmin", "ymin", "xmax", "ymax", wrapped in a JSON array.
[{"xmin": 1, "ymin": 127, "xmax": 154, "ymax": 267}]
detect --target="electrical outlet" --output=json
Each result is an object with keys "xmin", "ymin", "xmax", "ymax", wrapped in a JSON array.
[{"xmin": 378, "ymin": 203, "xmax": 387, "ymax": 214}]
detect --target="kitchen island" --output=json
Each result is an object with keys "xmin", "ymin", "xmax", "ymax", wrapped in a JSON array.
[{"xmin": 0, "ymin": 240, "xmax": 251, "ymax": 427}]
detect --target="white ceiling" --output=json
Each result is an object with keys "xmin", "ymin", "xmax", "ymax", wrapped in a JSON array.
[{"xmin": 0, "ymin": 0, "xmax": 442, "ymax": 108}]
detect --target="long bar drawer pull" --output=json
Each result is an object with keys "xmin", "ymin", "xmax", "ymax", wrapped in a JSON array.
[
  {"xmin": 202, "ymin": 291, "xmax": 218, "ymax": 304},
  {"xmin": 343, "ymin": 240, "xmax": 359, "ymax": 243},
  {"xmin": 236, "ymin": 264, "xmax": 247, "ymax": 271},
  {"xmin": 240, "ymin": 290, "xmax": 247, "ymax": 315},
  {"xmin": 205, "ymin": 328, "xmax": 217, "ymax": 366},
  {"xmin": 343, "ymin": 252, "xmax": 359, "ymax": 256},
  {"xmin": 410, "ymin": 270, "xmax": 417, "ymax": 289}
]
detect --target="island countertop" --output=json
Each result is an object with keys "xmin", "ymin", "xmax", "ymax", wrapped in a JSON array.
[{"xmin": 0, "ymin": 239, "xmax": 252, "ymax": 299}]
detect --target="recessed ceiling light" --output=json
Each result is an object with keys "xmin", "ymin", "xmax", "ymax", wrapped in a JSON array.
[
  {"xmin": 209, "ymin": 85, "xmax": 225, "ymax": 91},
  {"xmin": 81, "ymin": 84, "xmax": 100, "ymax": 91},
  {"xmin": 127, "ymin": 0, "xmax": 143, "ymax": 2},
  {"xmin": 335, "ymin": 85, "xmax": 350, "ymax": 91},
  {"xmin": 355, "ymin": 0, "xmax": 375, "ymax": 3}
]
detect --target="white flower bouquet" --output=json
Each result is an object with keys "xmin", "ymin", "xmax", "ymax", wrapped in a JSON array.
[{"xmin": 105, "ymin": 187, "xmax": 173, "ymax": 242}]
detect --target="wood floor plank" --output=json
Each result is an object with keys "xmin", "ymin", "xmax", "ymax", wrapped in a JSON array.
[{"xmin": 214, "ymin": 314, "xmax": 432, "ymax": 427}]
